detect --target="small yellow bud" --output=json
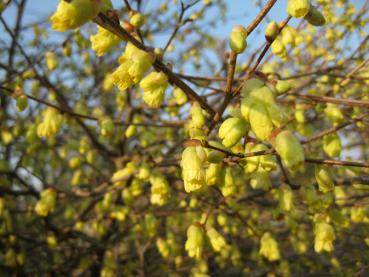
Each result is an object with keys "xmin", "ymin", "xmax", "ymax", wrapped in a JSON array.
[
  {"xmin": 150, "ymin": 173, "xmax": 170, "ymax": 206},
  {"xmin": 229, "ymin": 25, "xmax": 247, "ymax": 54},
  {"xmin": 45, "ymin": 51, "xmax": 58, "ymax": 71},
  {"xmin": 278, "ymin": 184, "xmax": 294, "ymax": 211},
  {"xmin": 271, "ymin": 39, "xmax": 287, "ymax": 58},
  {"xmin": 172, "ymin": 87, "xmax": 188, "ymax": 106},
  {"xmin": 287, "ymin": 0, "xmax": 311, "ymax": 18},
  {"xmin": 130, "ymin": 12, "xmax": 145, "ymax": 28},
  {"xmin": 16, "ymin": 95, "xmax": 28, "ymax": 112},
  {"xmin": 190, "ymin": 102, "xmax": 206, "ymax": 129},
  {"xmin": 265, "ymin": 21, "xmax": 279, "ymax": 42},
  {"xmin": 100, "ymin": 118, "xmax": 115, "ymax": 138},
  {"xmin": 35, "ymin": 188, "xmax": 57, "ymax": 217},
  {"xmin": 259, "ymin": 232, "xmax": 280, "ymax": 261}
]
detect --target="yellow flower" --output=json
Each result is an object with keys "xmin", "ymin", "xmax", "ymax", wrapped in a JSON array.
[
  {"xmin": 323, "ymin": 133, "xmax": 341, "ymax": 157},
  {"xmin": 218, "ymin": 117, "xmax": 248, "ymax": 148},
  {"xmin": 90, "ymin": 26, "xmax": 120, "ymax": 56},
  {"xmin": 314, "ymin": 221, "xmax": 335, "ymax": 253},
  {"xmin": 50, "ymin": 0, "xmax": 112, "ymax": 32},
  {"xmin": 140, "ymin": 71, "xmax": 168, "ymax": 108},
  {"xmin": 207, "ymin": 227, "xmax": 227, "ymax": 252},
  {"xmin": 185, "ymin": 224, "xmax": 205, "ymax": 259},
  {"xmin": 287, "ymin": 0, "xmax": 311, "ymax": 18},
  {"xmin": 37, "ymin": 107, "xmax": 63, "ymax": 138},
  {"xmin": 190, "ymin": 102, "xmax": 206, "ymax": 129},
  {"xmin": 35, "ymin": 188, "xmax": 57, "ymax": 217},
  {"xmin": 259, "ymin": 232, "xmax": 280, "ymax": 261},
  {"xmin": 274, "ymin": 130, "xmax": 305, "ymax": 172},
  {"xmin": 112, "ymin": 43, "xmax": 153, "ymax": 90},
  {"xmin": 315, "ymin": 165, "xmax": 334, "ymax": 193},
  {"xmin": 181, "ymin": 146, "xmax": 206, "ymax": 193},
  {"xmin": 279, "ymin": 184, "xmax": 294, "ymax": 212},
  {"xmin": 149, "ymin": 173, "xmax": 170, "ymax": 206},
  {"xmin": 45, "ymin": 51, "xmax": 58, "ymax": 71}
]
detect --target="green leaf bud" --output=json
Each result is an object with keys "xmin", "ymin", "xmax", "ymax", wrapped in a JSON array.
[{"xmin": 305, "ymin": 6, "xmax": 326, "ymax": 26}]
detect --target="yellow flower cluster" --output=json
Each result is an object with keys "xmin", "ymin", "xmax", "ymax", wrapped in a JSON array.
[
  {"xmin": 241, "ymin": 79, "xmax": 286, "ymax": 141},
  {"xmin": 50, "ymin": 0, "xmax": 112, "ymax": 32},
  {"xmin": 111, "ymin": 42, "xmax": 154, "ymax": 91},
  {"xmin": 37, "ymin": 107, "xmax": 63, "ymax": 138},
  {"xmin": 35, "ymin": 188, "xmax": 57, "ymax": 217}
]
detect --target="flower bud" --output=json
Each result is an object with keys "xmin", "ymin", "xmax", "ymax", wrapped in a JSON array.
[
  {"xmin": 111, "ymin": 162, "xmax": 136, "ymax": 186},
  {"xmin": 323, "ymin": 133, "xmax": 341, "ymax": 157},
  {"xmin": 181, "ymin": 146, "xmax": 206, "ymax": 192},
  {"xmin": 100, "ymin": 118, "xmax": 115, "ymax": 138},
  {"xmin": 172, "ymin": 87, "xmax": 188, "ymax": 106},
  {"xmin": 16, "ymin": 95, "xmax": 28, "ymax": 112},
  {"xmin": 206, "ymin": 163, "xmax": 222, "ymax": 185},
  {"xmin": 271, "ymin": 39, "xmax": 287, "ymax": 58},
  {"xmin": 314, "ymin": 220, "xmax": 335, "ymax": 253},
  {"xmin": 324, "ymin": 104, "xmax": 344, "ymax": 126},
  {"xmin": 229, "ymin": 25, "xmax": 247, "ymax": 54},
  {"xmin": 35, "ymin": 188, "xmax": 57, "ymax": 217},
  {"xmin": 207, "ymin": 227, "xmax": 227, "ymax": 252},
  {"xmin": 287, "ymin": 0, "xmax": 311, "ymax": 18},
  {"xmin": 156, "ymin": 238, "xmax": 170, "ymax": 258},
  {"xmin": 150, "ymin": 173, "xmax": 170, "ymax": 206},
  {"xmin": 278, "ymin": 184, "xmax": 294, "ymax": 212},
  {"xmin": 140, "ymin": 71, "xmax": 168, "ymax": 108},
  {"xmin": 315, "ymin": 165, "xmax": 334, "ymax": 193},
  {"xmin": 259, "ymin": 232, "xmax": 280, "ymax": 261},
  {"xmin": 265, "ymin": 21, "xmax": 279, "ymax": 42},
  {"xmin": 189, "ymin": 102, "xmax": 206, "ymax": 128},
  {"xmin": 45, "ymin": 51, "xmax": 58, "ymax": 71},
  {"xmin": 185, "ymin": 224, "xmax": 205, "ymax": 259},
  {"xmin": 274, "ymin": 130, "xmax": 305, "ymax": 172},
  {"xmin": 130, "ymin": 12, "xmax": 145, "ymax": 28},
  {"xmin": 218, "ymin": 117, "xmax": 248, "ymax": 148},
  {"xmin": 125, "ymin": 125, "xmax": 136, "ymax": 138},
  {"xmin": 305, "ymin": 6, "xmax": 326, "ymax": 26}
]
